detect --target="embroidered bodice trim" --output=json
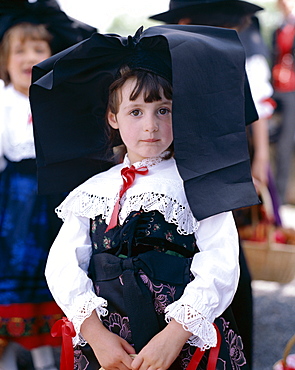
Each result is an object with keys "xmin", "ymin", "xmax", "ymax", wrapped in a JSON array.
[{"xmin": 56, "ymin": 155, "xmax": 199, "ymax": 235}]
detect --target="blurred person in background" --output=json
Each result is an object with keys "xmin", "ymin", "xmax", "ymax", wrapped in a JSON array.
[
  {"xmin": 0, "ymin": 1, "xmax": 96, "ymax": 369},
  {"xmin": 150, "ymin": 1, "xmax": 275, "ymax": 368},
  {"xmin": 271, "ymin": 0, "xmax": 295, "ymax": 205}
]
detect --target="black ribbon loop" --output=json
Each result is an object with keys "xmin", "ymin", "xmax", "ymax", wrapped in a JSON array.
[{"xmin": 89, "ymin": 250, "xmax": 192, "ymax": 351}]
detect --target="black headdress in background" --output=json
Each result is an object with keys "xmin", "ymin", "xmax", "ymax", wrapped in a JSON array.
[
  {"xmin": 149, "ymin": 0, "xmax": 262, "ymax": 24},
  {"xmin": 0, "ymin": 0, "xmax": 97, "ymax": 54},
  {"xmin": 30, "ymin": 24, "xmax": 259, "ymax": 221}
]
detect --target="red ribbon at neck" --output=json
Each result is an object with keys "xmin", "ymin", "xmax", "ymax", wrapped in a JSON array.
[
  {"xmin": 105, "ymin": 165, "xmax": 148, "ymax": 232},
  {"xmin": 51, "ymin": 317, "xmax": 76, "ymax": 370}
]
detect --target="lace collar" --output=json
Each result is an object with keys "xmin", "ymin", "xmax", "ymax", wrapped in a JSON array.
[
  {"xmin": 123, "ymin": 151, "xmax": 170, "ymax": 169},
  {"xmin": 56, "ymin": 154, "xmax": 199, "ymax": 235}
]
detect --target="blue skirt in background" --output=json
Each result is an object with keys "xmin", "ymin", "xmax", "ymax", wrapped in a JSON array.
[{"xmin": 0, "ymin": 159, "xmax": 64, "ymax": 349}]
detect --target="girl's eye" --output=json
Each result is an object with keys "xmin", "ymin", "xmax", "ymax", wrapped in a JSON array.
[
  {"xmin": 35, "ymin": 46, "xmax": 49, "ymax": 54},
  {"xmin": 13, "ymin": 48, "xmax": 24, "ymax": 55},
  {"xmin": 158, "ymin": 108, "xmax": 170, "ymax": 115},
  {"xmin": 130, "ymin": 109, "xmax": 142, "ymax": 117}
]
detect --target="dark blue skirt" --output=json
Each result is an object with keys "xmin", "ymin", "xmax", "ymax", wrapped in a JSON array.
[
  {"xmin": 0, "ymin": 159, "xmax": 63, "ymax": 304},
  {"xmin": 0, "ymin": 159, "xmax": 64, "ymax": 348}
]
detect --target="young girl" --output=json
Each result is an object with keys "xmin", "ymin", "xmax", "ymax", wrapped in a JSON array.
[
  {"xmin": 0, "ymin": 1, "xmax": 96, "ymax": 369},
  {"xmin": 30, "ymin": 25, "xmax": 260, "ymax": 370}
]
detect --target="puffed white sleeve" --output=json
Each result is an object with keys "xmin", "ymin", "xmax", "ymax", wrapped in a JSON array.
[
  {"xmin": 245, "ymin": 54, "xmax": 274, "ymax": 119},
  {"xmin": 45, "ymin": 211, "xmax": 108, "ymax": 346},
  {"xmin": 165, "ymin": 211, "xmax": 239, "ymax": 350}
]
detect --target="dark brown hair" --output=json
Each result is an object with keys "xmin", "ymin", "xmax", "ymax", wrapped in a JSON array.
[
  {"xmin": 107, "ymin": 66, "xmax": 173, "ymax": 162},
  {"xmin": 0, "ymin": 22, "xmax": 52, "ymax": 85},
  {"xmin": 108, "ymin": 66, "xmax": 172, "ymax": 114}
]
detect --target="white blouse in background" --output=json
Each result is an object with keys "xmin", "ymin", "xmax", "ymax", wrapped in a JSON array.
[
  {"xmin": 246, "ymin": 54, "xmax": 274, "ymax": 119},
  {"xmin": 0, "ymin": 84, "xmax": 35, "ymax": 168}
]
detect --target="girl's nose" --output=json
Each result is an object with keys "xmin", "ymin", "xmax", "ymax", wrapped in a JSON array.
[
  {"xmin": 26, "ymin": 50, "xmax": 39, "ymax": 63},
  {"xmin": 144, "ymin": 115, "xmax": 159, "ymax": 132}
]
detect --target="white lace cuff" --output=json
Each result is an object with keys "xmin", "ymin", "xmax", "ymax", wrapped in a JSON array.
[
  {"xmin": 70, "ymin": 296, "xmax": 108, "ymax": 346},
  {"xmin": 165, "ymin": 302, "xmax": 217, "ymax": 350}
]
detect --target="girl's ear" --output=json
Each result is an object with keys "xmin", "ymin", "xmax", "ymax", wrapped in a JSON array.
[{"xmin": 107, "ymin": 111, "xmax": 119, "ymax": 129}]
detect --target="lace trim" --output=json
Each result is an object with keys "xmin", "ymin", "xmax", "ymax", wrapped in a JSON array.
[
  {"xmin": 56, "ymin": 190, "xmax": 113, "ymax": 223},
  {"xmin": 121, "ymin": 192, "xmax": 199, "ymax": 235},
  {"xmin": 165, "ymin": 303, "xmax": 217, "ymax": 350},
  {"xmin": 56, "ymin": 153, "xmax": 199, "ymax": 234},
  {"xmin": 71, "ymin": 296, "xmax": 108, "ymax": 347},
  {"xmin": 57, "ymin": 190, "xmax": 199, "ymax": 235},
  {"xmin": 123, "ymin": 152, "xmax": 169, "ymax": 168}
]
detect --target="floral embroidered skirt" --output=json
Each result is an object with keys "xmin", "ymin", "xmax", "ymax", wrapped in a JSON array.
[
  {"xmin": 74, "ymin": 251, "xmax": 250, "ymax": 370},
  {"xmin": 0, "ymin": 160, "xmax": 64, "ymax": 349}
]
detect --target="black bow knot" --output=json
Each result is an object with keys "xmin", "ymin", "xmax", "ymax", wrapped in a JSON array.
[{"xmin": 89, "ymin": 250, "xmax": 192, "ymax": 351}]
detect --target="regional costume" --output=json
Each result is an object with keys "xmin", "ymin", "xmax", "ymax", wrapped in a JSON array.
[
  {"xmin": 47, "ymin": 154, "xmax": 249, "ymax": 370},
  {"xmin": 0, "ymin": 84, "xmax": 64, "ymax": 348},
  {"xmin": 0, "ymin": 0, "xmax": 96, "ymax": 351},
  {"xmin": 30, "ymin": 25, "xmax": 260, "ymax": 369}
]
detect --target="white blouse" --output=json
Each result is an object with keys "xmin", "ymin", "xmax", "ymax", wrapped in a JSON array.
[
  {"xmin": 0, "ymin": 84, "xmax": 36, "ymax": 168},
  {"xmin": 45, "ymin": 155, "xmax": 239, "ymax": 350},
  {"xmin": 246, "ymin": 54, "xmax": 274, "ymax": 119}
]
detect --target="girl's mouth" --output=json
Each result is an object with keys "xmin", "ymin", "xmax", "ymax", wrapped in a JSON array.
[
  {"xmin": 142, "ymin": 139, "xmax": 159, "ymax": 143},
  {"xmin": 23, "ymin": 68, "xmax": 32, "ymax": 75}
]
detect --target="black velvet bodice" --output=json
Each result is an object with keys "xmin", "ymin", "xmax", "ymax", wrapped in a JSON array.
[{"xmin": 90, "ymin": 210, "xmax": 198, "ymax": 258}]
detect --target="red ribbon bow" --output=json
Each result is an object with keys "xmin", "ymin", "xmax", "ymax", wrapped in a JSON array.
[
  {"xmin": 105, "ymin": 165, "xmax": 148, "ymax": 232},
  {"xmin": 51, "ymin": 317, "xmax": 76, "ymax": 370}
]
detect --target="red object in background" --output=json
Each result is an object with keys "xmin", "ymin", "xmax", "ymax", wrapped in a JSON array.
[
  {"xmin": 272, "ymin": 24, "xmax": 295, "ymax": 92},
  {"xmin": 0, "ymin": 301, "xmax": 63, "ymax": 349}
]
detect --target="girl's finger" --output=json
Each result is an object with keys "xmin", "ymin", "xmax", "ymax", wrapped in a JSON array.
[{"xmin": 131, "ymin": 354, "xmax": 144, "ymax": 370}]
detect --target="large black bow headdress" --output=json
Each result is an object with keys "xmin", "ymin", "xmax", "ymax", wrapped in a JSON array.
[
  {"xmin": 0, "ymin": 0, "xmax": 96, "ymax": 54},
  {"xmin": 30, "ymin": 24, "xmax": 259, "ymax": 221}
]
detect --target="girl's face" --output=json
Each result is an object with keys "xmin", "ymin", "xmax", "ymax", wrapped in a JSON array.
[
  {"xmin": 108, "ymin": 77, "xmax": 173, "ymax": 164},
  {"xmin": 7, "ymin": 33, "xmax": 51, "ymax": 96}
]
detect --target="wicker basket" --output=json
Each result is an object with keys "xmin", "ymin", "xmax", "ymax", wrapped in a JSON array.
[
  {"xmin": 239, "ymin": 186, "xmax": 295, "ymax": 284},
  {"xmin": 242, "ymin": 238, "xmax": 295, "ymax": 284},
  {"xmin": 273, "ymin": 335, "xmax": 295, "ymax": 370}
]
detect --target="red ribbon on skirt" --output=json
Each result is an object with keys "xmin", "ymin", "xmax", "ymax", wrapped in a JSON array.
[
  {"xmin": 186, "ymin": 323, "xmax": 222, "ymax": 370},
  {"xmin": 51, "ymin": 317, "xmax": 76, "ymax": 370}
]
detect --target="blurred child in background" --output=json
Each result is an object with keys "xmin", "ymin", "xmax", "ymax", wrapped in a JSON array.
[{"xmin": 0, "ymin": 1, "xmax": 96, "ymax": 369}]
